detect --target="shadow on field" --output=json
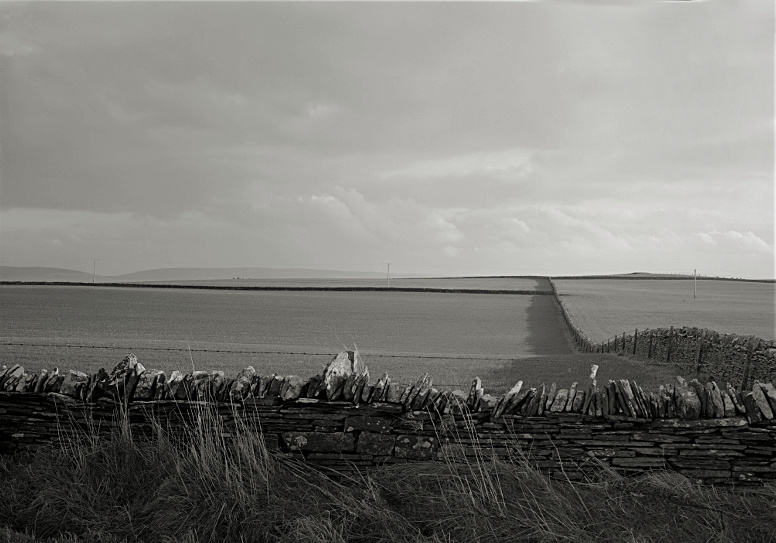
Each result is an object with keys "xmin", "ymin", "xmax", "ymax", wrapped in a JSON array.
[{"xmin": 481, "ymin": 292, "xmax": 694, "ymax": 395}]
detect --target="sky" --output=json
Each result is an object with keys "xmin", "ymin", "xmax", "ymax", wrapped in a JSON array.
[{"xmin": 0, "ymin": 1, "xmax": 773, "ymax": 278}]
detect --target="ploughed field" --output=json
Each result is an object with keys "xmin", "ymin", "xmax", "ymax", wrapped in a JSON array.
[
  {"xmin": 1, "ymin": 284, "xmax": 545, "ymax": 391},
  {"xmin": 0, "ymin": 278, "xmax": 706, "ymax": 393},
  {"xmin": 553, "ymin": 278, "xmax": 775, "ymax": 343}
]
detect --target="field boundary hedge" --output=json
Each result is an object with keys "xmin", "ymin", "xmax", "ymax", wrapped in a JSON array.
[
  {"xmin": 0, "ymin": 281, "xmax": 553, "ymax": 295},
  {"xmin": 548, "ymin": 279, "xmax": 776, "ymax": 388}
]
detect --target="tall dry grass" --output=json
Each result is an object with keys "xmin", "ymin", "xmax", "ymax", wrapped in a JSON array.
[{"xmin": 1, "ymin": 404, "xmax": 774, "ymax": 543}]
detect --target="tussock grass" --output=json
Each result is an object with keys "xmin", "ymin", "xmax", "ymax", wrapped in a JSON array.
[{"xmin": 1, "ymin": 407, "xmax": 774, "ymax": 543}]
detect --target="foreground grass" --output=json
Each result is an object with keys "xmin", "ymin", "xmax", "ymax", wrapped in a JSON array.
[{"xmin": 1, "ymin": 410, "xmax": 774, "ymax": 543}]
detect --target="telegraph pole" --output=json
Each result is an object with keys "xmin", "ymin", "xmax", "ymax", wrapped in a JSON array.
[
  {"xmin": 387, "ymin": 263, "xmax": 391, "ymax": 288},
  {"xmin": 693, "ymin": 268, "xmax": 697, "ymax": 299},
  {"xmin": 92, "ymin": 259, "xmax": 98, "ymax": 284}
]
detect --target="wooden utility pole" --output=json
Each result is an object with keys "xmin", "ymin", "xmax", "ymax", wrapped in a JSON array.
[
  {"xmin": 92, "ymin": 259, "xmax": 98, "ymax": 284},
  {"xmin": 693, "ymin": 269, "xmax": 697, "ymax": 298},
  {"xmin": 386, "ymin": 263, "xmax": 391, "ymax": 288}
]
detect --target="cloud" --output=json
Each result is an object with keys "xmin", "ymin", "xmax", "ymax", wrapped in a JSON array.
[{"xmin": 380, "ymin": 148, "xmax": 534, "ymax": 181}]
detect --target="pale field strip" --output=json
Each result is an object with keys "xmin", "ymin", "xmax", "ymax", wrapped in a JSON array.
[
  {"xmin": 138, "ymin": 277, "xmax": 543, "ymax": 291},
  {"xmin": 553, "ymin": 279, "xmax": 776, "ymax": 343}
]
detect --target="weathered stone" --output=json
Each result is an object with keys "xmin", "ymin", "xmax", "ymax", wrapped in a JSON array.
[
  {"xmin": 502, "ymin": 387, "xmax": 532, "ymax": 417},
  {"xmin": 544, "ymin": 382, "xmax": 557, "ymax": 412},
  {"xmin": 352, "ymin": 373, "xmax": 369, "ymax": 405},
  {"xmin": 467, "ymin": 377, "xmax": 483, "ymax": 409},
  {"xmin": 59, "ymin": 370, "xmax": 89, "ymax": 399},
  {"xmin": 282, "ymin": 432, "xmax": 355, "ymax": 453},
  {"xmin": 280, "ymin": 376, "xmax": 305, "ymax": 401},
  {"xmin": 569, "ymin": 390, "xmax": 586, "ymax": 413},
  {"xmin": 720, "ymin": 388, "xmax": 736, "ymax": 417},
  {"xmin": 752, "ymin": 382, "xmax": 775, "ymax": 419},
  {"xmin": 394, "ymin": 435, "xmax": 439, "ymax": 460},
  {"xmin": 344, "ymin": 416, "xmax": 392, "ymax": 433},
  {"xmin": 550, "ymin": 389, "xmax": 569, "ymax": 413},
  {"xmin": 371, "ymin": 373, "xmax": 389, "ymax": 402},
  {"xmin": 383, "ymin": 382, "xmax": 405, "ymax": 404},
  {"xmin": 228, "ymin": 367, "xmax": 255, "ymax": 402},
  {"xmin": 473, "ymin": 393, "xmax": 495, "ymax": 413},
  {"xmin": 674, "ymin": 384, "xmax": 701, "ymax": 420},
  {"xmin": 357, "ymin": 432, "xmax": 396, "ymax": 455},
  {"xmin": 44, "ymin": 369, "xmax": 63, "ymax": 393},
  {"xmin": 0, "ymin": 365, "xmax": 21, "ymax": 390},
  {"xmin": 611, "ymin": 457, "xmax": 666, "ymax": 468},
  {"xmin": 705, "ymin": 382, "xmax": 724, "ymax": 418},
  {"xmin": 565, "ymin": 382, "xmax": 578, "ymax": 412},
  {"xmin": 324, "ymin": 352, "xmax": 352, "ymax": 401},
  {"xmin": 726, "ymin": 384, "xmax": 747, "ymax": 415},
  {"xmin": 759, "ymin": 382, "xmax": 776, "ymax": 412},
  {"xmin": 33, "ymin": 369, "xmax": 50, "ymax": 393},
  {"xmin": 16, "ymin": 372, "xmax": 37, "ymax": 392},
  {"xmin": 527, "ymin": 385, "xmax": 545, "ymax": 417},
  {"xmin": 266, "ymin": 375, "xmax": 284, "ymax": 397},
  {"xmin": 741, "ymin": 392, "xmax": 764, "ymax": 424},
  {"xmin": 689, "ymin": 380, "xmax": 707, "ymax": 417},
  {"xmin": 106, "ymin": 354, "xmax": 145, "ymax": 402},
  {"xmin": 1, "ymin": 365, "xmax": 24, "ymax": 391},
  {"xmin": 493, "ymin": 381, "xmax": 522, "ymax": 418},
  {"xmin": 85, "ymin": 368, "xmax": 109, "ymax": 403},
  {"xmin": 341, "ymin": 372, "xmax": 358, "ymax": 401},
  {"xmin": 166, "ymin": 371, "xmax": 184, "ymax": 398},
  {"xmin": 134, "ymin": 369, "xmax": 163, "ymax": 401}
]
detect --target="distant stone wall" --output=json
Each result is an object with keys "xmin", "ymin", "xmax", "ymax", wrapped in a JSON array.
[
  {"xmin": 2, "ymin": 353, "xmax": 776, "ymax": 486},
  {"xmin": 549, "ymin": 279, "xmax": 776, "ymax": 387}
]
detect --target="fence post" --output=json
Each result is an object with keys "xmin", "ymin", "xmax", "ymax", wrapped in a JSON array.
[
  {"xmin": 647, "ymin": 331, "xmax": 653, "ymax": 359},
  {"xmin": 666, "ymin": 326, "xmax": 673, "ymax": 363},
  {"xmin": 633, "ymin": 329, "xmax": 638, "ymax": 355}
]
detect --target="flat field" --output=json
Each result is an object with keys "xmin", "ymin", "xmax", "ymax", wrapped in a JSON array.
[
  {"xmin": 0, "ymin": 285, "xmax": 546, "ymax": 391},
  {"xmin": 0, "ymin": 283, "xmax": 701, "ymax": 393},
  {"xmin": 553, "ymin": 278, "xmax": 776, "ymax": 342}
]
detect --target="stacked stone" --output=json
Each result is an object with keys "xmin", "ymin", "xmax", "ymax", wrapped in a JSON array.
[
  {"xmin": 4, "ymin": 353, "xmax": 776, "ymax": 426},
  {"xmin": 3, "ymin": 355, "xmax": 776, "ymax": 486}
]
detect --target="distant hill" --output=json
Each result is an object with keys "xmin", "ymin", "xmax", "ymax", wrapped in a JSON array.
[
  {"xmin": 0, "ymin": 266, "xmax": 99, "ymax": 282},
  {"xmin": 0, "ymin": 265, "xmax": 390, "ymax": 283}
]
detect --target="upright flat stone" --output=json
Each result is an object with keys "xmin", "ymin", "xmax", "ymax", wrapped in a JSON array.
[
  {"xmin": 549, "ymin": 389, "xmax": 569, "ymax": 412},
  {"xmin": 758, "ymin": 382, "xmax": 776, "ymax": 412},
  {"xmin": 59, "ymin": 370, "xmax": 89, "ymax": 399},
  {"xmin": 324, "ymin": 352, "xmax": 353, "ymax": 401},
  {"xmin": 674, "ymin": 385, "xmax": 701, "ymax": 420},
  {"xmin": 750, "ymin": 382, "xmax": 774, "ymax": 420}
]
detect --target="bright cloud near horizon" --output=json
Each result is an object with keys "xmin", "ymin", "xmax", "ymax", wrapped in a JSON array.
[{"xmin": 0, "ymin": 1, "xmax": 773, "ymax": 278}]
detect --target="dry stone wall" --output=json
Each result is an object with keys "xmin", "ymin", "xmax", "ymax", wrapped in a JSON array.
[
  {"xmin": 549, "ymin": 279, "xmax": 776, "ymax": 387},
  {"xmin": 2, "ymin": 352, "xmax": 776, "ymax": 486}
]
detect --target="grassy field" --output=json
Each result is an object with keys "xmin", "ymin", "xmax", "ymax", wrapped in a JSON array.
[
  {"xmin": 1, "ymin": 407, "xmax": 773, "ymax": 543},
  {"xmin": 553, "ymin": 278, "xmax": 775, "ymax": 343}
]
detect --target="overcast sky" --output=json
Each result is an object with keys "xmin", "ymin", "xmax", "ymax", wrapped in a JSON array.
[{"xmin": 0, "ymin": 1, "xmax": 773, "ymax": 278}]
